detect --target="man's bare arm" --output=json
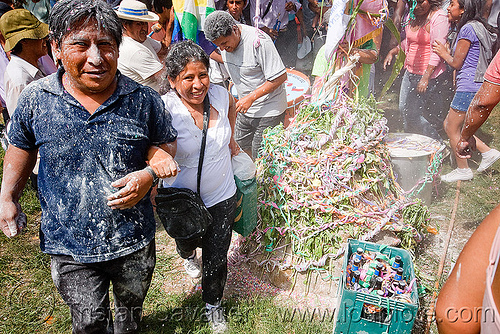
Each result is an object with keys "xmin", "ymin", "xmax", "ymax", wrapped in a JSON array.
[
  {"xmin": 457, "ymin": 81, "xmax": 500, "ymax": 158},
  {"xmin": 0, "ymin": 146, "xmax": 37, "ymax": 237}
]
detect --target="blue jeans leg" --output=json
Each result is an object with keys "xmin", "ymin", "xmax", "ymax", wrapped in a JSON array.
[{"xmin": 399, "ymin": 71, "xmax": 442, "ymax": 141}]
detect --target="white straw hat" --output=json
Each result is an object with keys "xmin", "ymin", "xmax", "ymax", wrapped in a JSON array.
[{"xmin": 115, "ymin": 0, "xmax": 159, "ymax": 22}]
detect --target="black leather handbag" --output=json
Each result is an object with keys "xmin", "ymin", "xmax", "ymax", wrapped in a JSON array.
[{"xmin": 155, "ymin": 96, "xmax": 213, "ymax": 240}]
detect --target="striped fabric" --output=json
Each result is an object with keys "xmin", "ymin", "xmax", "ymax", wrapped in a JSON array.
[
  {"xmin": 172, "ymin": 0, "xmax": 215, "ymax": 41},
  {"xmin": 116, "ymin": 7, "xmax": 149, "ymax": 17}
]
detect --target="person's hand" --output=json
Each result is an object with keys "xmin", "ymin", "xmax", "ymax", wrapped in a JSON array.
[
  {"xmin": 383, "ymin": 49, "xmax": 397, "ymax": 70},
  {"xmin": 107, "ymin": 169, "xmax": 153, "ymax": 210},
  {"xmin": 260, "ymin": 26, "xmax": 278, "ymax": 40},
  {"xmin": 229, "ymin": 137, "xmax": 241, "ymax": 157},
  {"xmin": 308, "ymin": 0, "xmax": 320, "ymax": 14},
  {"xmin": 151, "ymin": 22, "xmax": 162, "ymax": 33},
  {"xmin": 147, "ymin": 147, "xmax": 179, "ymax": 179},
  {"xmin": 0, "ymin": 201, "xmax": 27, "ymax": 238},
  {"xmin": 285, "ymin": 1, "xmax": 297, "ymax": 11},
  {"xmin": 432, "ymin": 40, "xmax": 449, "ymax": 59},
  {"xmin": 236, "ymin": 94, "xmax": 255, "ymax": 113},
  {"xmin": 337, "ymin": 42, "xmax": 350, "ymax": 57},
  {"xmin": 456, "ymin": 136, "xmax": 477, "ymax": 159},
  {"xmin": 417, "ymin": 77, "xmax": 429, "ymax": 93}
]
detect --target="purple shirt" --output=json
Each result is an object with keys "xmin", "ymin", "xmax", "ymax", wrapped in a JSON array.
[
  {"xmin": 250, "ymin": 0, "xmax": 301, "ymax": 29},
  {"xmin": 455, "ymin": 23, "xmax": 482, "ymax": 92}
]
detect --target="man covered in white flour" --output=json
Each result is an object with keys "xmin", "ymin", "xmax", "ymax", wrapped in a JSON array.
[{"xmin": 0, "ymin": 0, "xmax": 178, "ymax": 332}]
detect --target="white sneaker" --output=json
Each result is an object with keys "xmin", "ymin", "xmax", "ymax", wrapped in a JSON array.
[
  {"xmin": 206, "ymin": 305, "xmax": 228, "ymax": 333},
  {"xmin": 183, "ymin": 254, "xmax": 201, "ymax": 278},
  {"xmin": 478, "ymin": 149, "xmax": 500, "ymax": 172},
  {"xmin": 440, "ymin": 168, "xmax": 473, "ymax": 182}
]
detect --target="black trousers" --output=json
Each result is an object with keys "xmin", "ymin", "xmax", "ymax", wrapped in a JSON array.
[
  {"xmin": 175, "ymin": 193, "xmax": 237, "ymax": 305},
  {"xmin": 50, "ymin": 240, "xmax": 156, "ymax": 334}
]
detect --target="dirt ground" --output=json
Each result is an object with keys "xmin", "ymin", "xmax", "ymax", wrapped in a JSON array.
[
  {"xmin": 156, "ymin": 175, "xmax": 481, "ymax": 334},
  {"xmin": 156, "ymin": 195, "xmax": 477, "ymax": 334}
]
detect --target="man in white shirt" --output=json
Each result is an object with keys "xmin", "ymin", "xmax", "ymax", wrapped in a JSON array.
[
  {"xmin": 205, "ymin": 10, "xmax": 287, "ymax": 159},
  {"xmin": 250, "ymin": 0, "xmax": 305, "ymax": 68},
  {"xmin": 0, "ymin": 8, "xmax": 52, "ymax": 117},
  {"xmin": 116, "ymin": 0, "xmax": 168, "ymax": 92}
]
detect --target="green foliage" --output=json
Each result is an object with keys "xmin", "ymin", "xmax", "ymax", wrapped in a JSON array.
[
  {"xmin": 380, "ymin": 17, "xmax": 406, "ymax": 97},
  {"xmin": 252, "ymin": 96, "xmax": 427, "ymax": 274},
  {"xmin": 400, "ymin": 201, "xmax": 430, "ymax": 249}
]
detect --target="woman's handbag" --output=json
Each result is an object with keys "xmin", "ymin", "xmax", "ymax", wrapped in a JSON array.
[
  {"xmin": 155, "ymin": 96, "xmax": 212, "ymax": 240},
  {"xmin": 155, "ymin": 187, "xmax": 212, "ymax": 240},
  {"xmin": 231, "ymin": 151, "xmax": 258, "ymax": 237}
]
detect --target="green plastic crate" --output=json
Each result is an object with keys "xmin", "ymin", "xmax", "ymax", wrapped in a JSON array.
[{"xmin": 333, "ymin": 239, "xmax": 419, "ymax": 334}]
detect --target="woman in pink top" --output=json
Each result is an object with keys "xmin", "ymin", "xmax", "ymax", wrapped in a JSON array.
[{"xmin": 384, "ymin": 0, "xmax": 450, "ymax": 141}]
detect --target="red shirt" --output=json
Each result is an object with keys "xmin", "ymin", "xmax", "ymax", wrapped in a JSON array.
[{"xmin": 484, "ymin": 50, "xmax": 500, "ymax": 85}]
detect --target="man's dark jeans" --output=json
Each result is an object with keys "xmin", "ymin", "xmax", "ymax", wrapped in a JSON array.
[{"xmin": 50, "ymin": 240, "xmax": 156, "ymax": 334}]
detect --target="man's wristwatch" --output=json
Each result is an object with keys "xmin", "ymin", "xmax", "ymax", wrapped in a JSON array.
[{"xmin": 144, "ymin": 166, "xmax": 159, "ymax": 187}]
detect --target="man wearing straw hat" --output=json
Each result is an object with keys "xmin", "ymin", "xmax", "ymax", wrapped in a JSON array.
[
  {"xmin": 116, "ymin": 0, "xmax": 167, "ymax": 91},
  {"xmin": 0, "ymin": 8, "xmax": 52, "ymax": 117}
]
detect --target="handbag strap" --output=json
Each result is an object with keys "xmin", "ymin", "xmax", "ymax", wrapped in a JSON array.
[{"xmin": 197, "ymin": 95, "xmax": 210, "ymax": 194}]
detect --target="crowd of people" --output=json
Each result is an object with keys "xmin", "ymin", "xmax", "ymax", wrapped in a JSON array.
[{"xmin": 2, "ymin": 0, "xmax": 500, "ymax": 333}]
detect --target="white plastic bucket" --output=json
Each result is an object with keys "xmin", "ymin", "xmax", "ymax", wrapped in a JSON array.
[{"xmin": 384, "ymin": 133, "xmax": 444, "ymax": 205}]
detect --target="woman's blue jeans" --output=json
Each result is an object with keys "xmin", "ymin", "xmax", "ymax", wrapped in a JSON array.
[{"xmin": 399, "ymin": 70, "xmax": 451, "ymax": 141}]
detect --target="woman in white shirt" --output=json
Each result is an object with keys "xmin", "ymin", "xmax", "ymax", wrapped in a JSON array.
[{"xmin": 161, "ymin": 40, "xmax": 239, "ymax": 332}]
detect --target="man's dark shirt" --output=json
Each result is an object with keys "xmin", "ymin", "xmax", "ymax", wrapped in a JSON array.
[{"xmin": 9, "ymin": 69, "xmax": 177, "ymax": 263}]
